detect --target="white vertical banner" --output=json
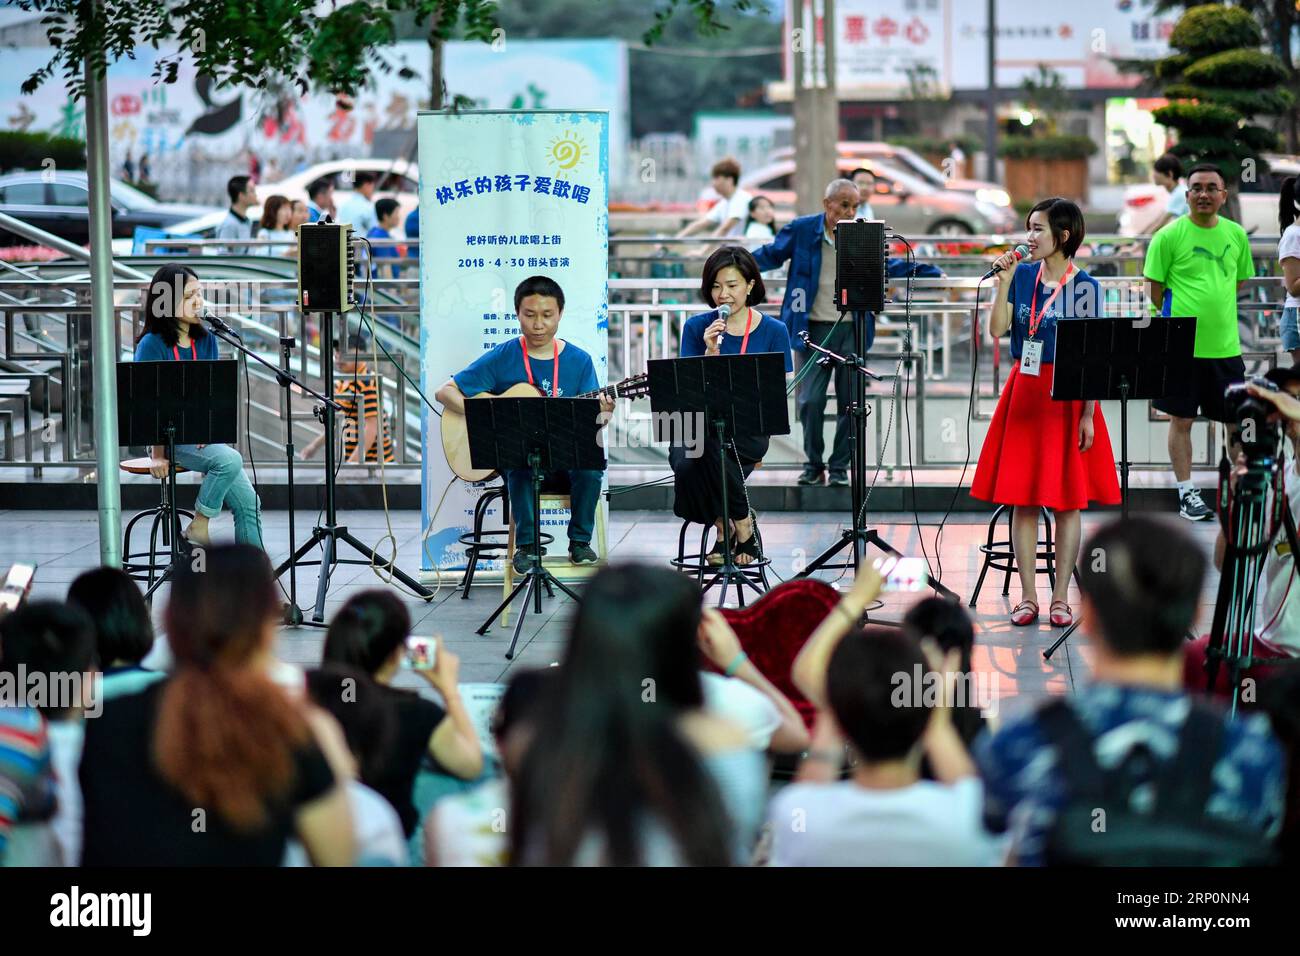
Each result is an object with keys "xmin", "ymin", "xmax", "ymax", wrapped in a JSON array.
[{"xmin": 417, "ymin": 110, "xmax": 610, "ymax": 579}]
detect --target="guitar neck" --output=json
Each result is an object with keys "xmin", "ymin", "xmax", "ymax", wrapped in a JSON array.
[{"xmin": 577, "ymin": 380, "xmax": 630, "ymax": 400}]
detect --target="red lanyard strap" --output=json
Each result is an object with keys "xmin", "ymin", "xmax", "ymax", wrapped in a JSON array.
[
  {"xmin": 172, "ymin": 342, "xmax": 197, "ymax": 361},
  {"xmin": 738, "ymin": 308, "xmax": 755, "ymax": 355},
  {"xmin": 1028, "ymin": 261, "xmax": 1074, "ymax": 340},
  {"xmin": 520, "ymin": 335, "xmax": 558, "ymax": 397}
]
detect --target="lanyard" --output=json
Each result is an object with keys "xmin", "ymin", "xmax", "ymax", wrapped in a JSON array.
[
  {"xmin": 172, "ymin": 342, "xmax": 196, "ymax": 361},
  {"xmin": 520, "ymin": 336, "xmax": 558, "ymax": 397},
  {"xmin": 1028, "ymin": 261, "xmax": 1074, "ymax": 340},
  {"xmin": 721, "ymin": 308, "xmax": 755, "ymax": 353}
]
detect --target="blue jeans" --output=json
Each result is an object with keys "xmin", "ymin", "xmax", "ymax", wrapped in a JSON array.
[
  {"xmin": 172, "ymin": 443, "xmax": 265, "ymax": 549},
  {"xmin": 505, "ymin": 468, "xmax": 602, "ymax": 550},
  {"xmin": 1282, "ymin": 306, "xmax": 1300, "ymax": 352}
]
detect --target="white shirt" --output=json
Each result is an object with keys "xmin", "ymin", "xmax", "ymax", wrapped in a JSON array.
[
  {"xmin": 856, "ymin": 200, "xmax": 874, "ymax": 220},
  {"xmin": 1278, "ymin": 224, "xmax": 1300, "ymax": 309},
  {"xmin": 706, "ymin": 187, "xmax": 753, "ymax": 237},
  {"xmin": 46, "ymin": 719, "xmax": 84, "ymax": 867},
  {"xmin": 426, "ymin": 778, "xmax": 510, "ymax": 867},
  {"xmin": 259, "ymin": 228, "xmax": 295, "ymax": 257},
  {"xmin": 766, "ymin": 776, "xmax": 1005, "ymax": 866},
  {"xmin": 1257, "ymin": 448, "xmax": 1300, "ymax": 653},
  {"xmin": 283, "ymin": 780, "xmax": 407, "ymax": 867},
  {"xmin": 744, "ymin": 219, "xmax": 775, "ymax": 240},
  {"xmin": 337, "ymin": 192, "xmax": 378, "ymax": 235},
  {"xmin": 1165, "ymin": 179, "xmax": 1190, "ymax": 219},
  {"xmin": 700, "ymin": 672, "xmax": 782, "ymax": 751}
]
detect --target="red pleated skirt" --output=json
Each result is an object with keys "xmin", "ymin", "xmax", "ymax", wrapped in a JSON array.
[{"xmin": 971, "ymin": 363, "xmax": 1121, "ymax": 510}]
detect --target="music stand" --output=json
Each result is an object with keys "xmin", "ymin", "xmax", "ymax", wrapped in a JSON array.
[
  {"xmin": 648, "ymin": 352, "xmax": 789, "ymax": 608},
  {"xmin": 1043, "ymin": 314, "xmax": 1197, "ymax": 660},
  {"xmin": 117, "ymin": 360, "xmax": 239, "ymax": 600},
  {"xmin": 467, "ymin": 396, "xmax": 605, "ymax": 659}
]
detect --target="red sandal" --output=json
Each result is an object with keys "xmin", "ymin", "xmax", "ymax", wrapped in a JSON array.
[
  {"xmin": 1049, "ymin": 600, "xmax": 1074, "ymax": 627},
  {"xmin": 1010, "ymin": 600, "xmax": 1039, "ymax": 626}
]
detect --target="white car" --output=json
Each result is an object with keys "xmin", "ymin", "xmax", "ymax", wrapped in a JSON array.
[
  {"xmin": 256, "ymin": 158, "xmax": 420, "ymax": 228},
  {"xmin": 1119, "ymin": 155, "xmax": 1300, "ymax": 237}
]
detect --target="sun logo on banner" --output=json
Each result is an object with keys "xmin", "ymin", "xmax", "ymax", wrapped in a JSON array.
[{"xmin": 548, "ymin": 133, "xmax": 584, "ymax": 172}]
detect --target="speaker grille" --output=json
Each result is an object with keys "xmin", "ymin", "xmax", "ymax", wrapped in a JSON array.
[
  {"xmin": 297, "ymin": 223, "xmax": 354, "ymax": 312},
  {"xmin": 835, "ymin": 220, "xmax": 886, "ymax": 312}
]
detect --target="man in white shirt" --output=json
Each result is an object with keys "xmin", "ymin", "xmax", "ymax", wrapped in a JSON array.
[
  {"xmin": 677, "ymin": 157, "xmax": 752, "ymax": 240},
  {"xmin": 851, "ymin": 167, "xmax": 875, "ymax": 220},
  {"xmin": 214, "ymin": 175, "xmax": 257, "ymax": 254},
  {"xmin": 1150, "ymin": 153, "xmax": 1189, "ymax": 232},
  {"xmin": 336, "ymin": 170, "xmax": 379, "ymax": 236}
]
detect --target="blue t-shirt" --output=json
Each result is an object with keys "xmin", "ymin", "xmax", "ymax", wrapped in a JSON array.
[
  {"xmin": 681, "ymin": 309, "xmax": 794, "ymax": 372},
  {"xmin": 133, "ymin": 330, "xmax": 220, "ymax": 362},
  {"xmin": 365, "ymin": 225, "xmax": 401, "ymax": 278},
  {"xmin": 454, "ymin": 337, "xmax": 599, "ymax": 398},
  {"xmin": 1006, "ymin": 261, "xmax": 1101, "ymax": 363},
  {"xmin": 404, "ymin": 208, "xmax": 419, "ymax": 240},
  {"xmin": 973, "ymin": 683, "xmax": 1284, "ymax": 867}
]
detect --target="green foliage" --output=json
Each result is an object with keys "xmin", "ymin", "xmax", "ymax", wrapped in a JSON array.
[
  {"xmin": 1236, "ymin": 124, "xmax": 1282, "ymax": 153},
  {"xmin": 1168, "ymin": 3, "xmax": 1261, "ymax": 57},
  {"xmin": 0, "ymin": 130, "xmax": 86, "ymax": 171},
  {"xmin": 1163, "ymin": 84, "xmax": 1296, "ymax": 117},
  {"xmin": 996, "ymin": 135, "xmax": 1098, "ymax": 160},
  {"xmin": 1183, "ymin": 48, "xmax": 1289, "ymax": 88},
  {"xmin": 1153, "ymin": 52, "xmax": 1196, "ymax": 80},
  {"xmin": 1152, "ymin": 101, "xmax": 1238, "ymax": 136}
]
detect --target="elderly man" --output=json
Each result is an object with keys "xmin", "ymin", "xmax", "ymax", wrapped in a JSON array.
[{"xmin": 752, "ymin": 179, "xmax": 938, "ymax": 485}]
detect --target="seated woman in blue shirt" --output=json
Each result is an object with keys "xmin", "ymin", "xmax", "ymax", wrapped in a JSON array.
[
  {"xmin": 133, "ymin": 263, "xmax": 265, "ymax": 549},
  {"xmin": 672, "ymin": 247, "xmax": 793, "ymax": 566}
]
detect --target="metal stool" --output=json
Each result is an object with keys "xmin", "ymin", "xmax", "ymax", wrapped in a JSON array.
[
  {"xmin": 456, "ymin": 482, "xmax": 511, "ymax": 597},
  {"xmin": 671, "ymin": 516, "xmax": 771, "ymax": 604},
  {"xmin": 120, "ymin": 456, "xmax": 193, "ymax": 591},
  {"xmin": 968, "ymin": 505, "xmax": 1081, "ymax": 608}
]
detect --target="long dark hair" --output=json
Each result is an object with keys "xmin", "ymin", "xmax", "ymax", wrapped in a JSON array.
[
  {"xmin": 139, "ymin": 262, "xmax": 207, "ymax": 347},
  {"xmin": 1280, "ymin": 177, "xmax": 1298, "ymax": 235},
  {"xmin": 67, "ymin": 566, "xmax": 155, "ymax": 667},
  {"xmin": 322, "ymin": 590, "xmax": 409, "ymax": 677},
  {"xmin": 508, "ymin": 564, "xmax": 732, "ymax": 866},
  {"xmin": 155, "ymin": 545, "xmax": 311, "ymax": 831}
]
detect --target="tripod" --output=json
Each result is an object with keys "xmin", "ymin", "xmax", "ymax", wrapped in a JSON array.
[
  {"xmin": 274, "ymin": 312, "xmax": 432, "ymax": 623},
  {"xmin": 794, "ymin": 316, "xmax": 957, "ymax": 604},
  {"xmin": 475, "ymin": 451, "xmax": 582, "ymax": 658},
  {"xmin": 700, "ymin": 415, "xmax": 767, "ymax": 608}
]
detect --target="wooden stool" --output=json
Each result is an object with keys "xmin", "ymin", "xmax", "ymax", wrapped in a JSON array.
[
  {"xmin": 500, "ymin": 493, "xmax": 607, "ymax": 628},
  {"xmin": 120, "ymin": 456, "xmax": 192, "ymax": 591},
  {"xmin": 968, "ymin": 505, "xmax": 1081, "ymax": 608}
]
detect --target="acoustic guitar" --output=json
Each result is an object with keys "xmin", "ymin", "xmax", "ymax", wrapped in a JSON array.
[{"xmin": 440, "ymin": 372, "xmax": 651, "ymax": 482}]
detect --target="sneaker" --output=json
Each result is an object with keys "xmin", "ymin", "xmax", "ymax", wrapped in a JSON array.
[
  {"xmin": 512, "ymin": 548, "xmax": 542, "ymax": 574},
  {"xmin": 568, "ymin": 542, "xmax": 599, "ymax": 565},
  {"xmin": 828, "ymin": 471, "xmax": 849, "ymax": 487},
  {"xmin": 797, "ymin": 468, "xmax": 825, "ymax": 486},
  {"xmin": 1178, "ymin": 488, "xmax": 1214, "ymax": 522}
]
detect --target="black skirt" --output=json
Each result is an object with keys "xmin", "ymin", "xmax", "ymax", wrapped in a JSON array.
[{"xmin": 670, "ymin": 432, "xmax": 768, "ymax": 524}]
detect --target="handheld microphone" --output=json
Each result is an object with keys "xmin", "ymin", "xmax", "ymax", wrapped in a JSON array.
[
  {"xmin": 980, "ymin": 244, "xmax": 1030, "ymax": 281},
  {"xmin": 714, "ymin": 303, "xmax": 730, "ymax": 348},
  {"xmin": 201, "ymin": 311, "xmax": 243, "ymax": 340}
]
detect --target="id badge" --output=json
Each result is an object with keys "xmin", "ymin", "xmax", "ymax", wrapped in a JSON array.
[{"xmin": 1020, "ymin": 339, "xmax": 1043, "ymax": 377}]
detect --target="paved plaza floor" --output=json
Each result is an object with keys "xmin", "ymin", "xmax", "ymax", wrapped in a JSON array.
[{"xmin": 2, "ymin": 506, "xmax": 1221, "ymax": 722}]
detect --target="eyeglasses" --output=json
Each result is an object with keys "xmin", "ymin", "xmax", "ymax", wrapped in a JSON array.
[{"xmin": 1188, "ymin": 186, "xmax": 1224, "ymax": 196}]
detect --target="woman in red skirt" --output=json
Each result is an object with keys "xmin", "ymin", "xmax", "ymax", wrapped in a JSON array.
[{"xmin": 972, "ymin": 197, "xmax": 1120, "ymax": 627}]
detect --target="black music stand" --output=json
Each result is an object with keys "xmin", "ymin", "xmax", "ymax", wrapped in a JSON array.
[
  {"xmin": 117, "ymin": 360, "xmax": 238, "ymax": 600},
  {"xmin": 468, "ymin": 395, "xmax": 605, "ymax": 659},
  {"xmin": 648, "ymin": 352, "xmax": 789, "ymax": 608},
  {"xmin": 1043, "ymin": 314, "xmax": 1197, "ymax": 660}
]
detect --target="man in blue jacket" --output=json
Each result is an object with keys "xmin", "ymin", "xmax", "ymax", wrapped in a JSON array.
[{"xmin": 751, "ymin": 178, "xmax": 940, "ymax": 486}]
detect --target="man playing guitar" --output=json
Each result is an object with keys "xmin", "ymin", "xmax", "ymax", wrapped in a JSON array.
[{"xmin": 435, "ymin": 275, "xmax": 615, "ymax": 573}]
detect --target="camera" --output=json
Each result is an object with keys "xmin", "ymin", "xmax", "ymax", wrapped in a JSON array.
[{"xmin": 1223, "ymin": 376, "xmax": 1283, "ymax": 461}]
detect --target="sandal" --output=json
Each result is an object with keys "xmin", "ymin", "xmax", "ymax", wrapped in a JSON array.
[
  {"xmin": 1010, "ymin": 600, "xmax": 1040, "ymax": 626},
  {"xmin": 705, "ymin": 535, "xmax": 728, "ymax": 567},
  {"xmin": 1049, "ymin": 600, "xmax": 1074, "ymax": 627},
  {"xmin": 732, "ymin": 531, "xmax": 763, "ymax": 567}
]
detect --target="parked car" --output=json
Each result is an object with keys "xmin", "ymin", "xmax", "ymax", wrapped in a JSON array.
[
  {"xmin": 256, "ymin": 158, "xmax": 420, "ymax": 228},
  {"xmin": 1118, "ymin": 154, "xmax": 1300, "ymax": 237},
  {"xmin": 768, "ymin": 141, "xmax": 1011, "ymax": 208},
  {"xmin": 0, "ymin": 171, "xmax": 217, "ymax": 246},
  {"xmin": 740, "ymin": 157, "xmax": 1019, "ymax": 237}
]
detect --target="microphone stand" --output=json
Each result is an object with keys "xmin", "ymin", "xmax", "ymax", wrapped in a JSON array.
[{"xmin": 203, "ymin": 317, "xmax": 343, "ymax": 627}]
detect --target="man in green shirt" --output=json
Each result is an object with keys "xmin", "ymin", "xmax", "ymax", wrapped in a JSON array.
[{"xmin": 1143, "ymin": 164, "xmax": 1252, "ymax": 521}]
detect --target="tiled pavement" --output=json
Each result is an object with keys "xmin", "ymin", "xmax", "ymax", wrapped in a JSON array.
[{"xmin": 1, "ymin": 506, "xmax": 1221, "ymax": 722}]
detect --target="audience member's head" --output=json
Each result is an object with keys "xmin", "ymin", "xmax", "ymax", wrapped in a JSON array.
[
  {"xmin": 0, "ymin": 600, "xmax": 97, "ymax": 720},
  {"xmin": 353, "ymin": 170, "xmax": 378, "ymax": 196},
  {"xmin": 1077, "ymin": 516, "xmax": 1206, "ymax": 660},
  {"xmin": 490, "ymin": 667, "xmax": 556, "ymax": 778},
  {"xmin": 374, "ymin": 197, "xmax": 401, "ymax": 231},
  {"xmin": 902, "ymin": 597, "xmax": 975, "ymax": 673},
  {"xmin": 66, "ymin": 567, "xmax": 154, "ymax": 669},
  {"xmin": 827, "ymin": 628, "xmax": 931, "ymax": 764},
  {"xmin": 322, "ymin": 590, "xmax": 409, "ymax": 681},
  {"xmin": 510, "ymin": 563, "xmax": 730, "ymax": 866},
  {"xmin": 156, "ymin": 545, "xmax": 310, "ymax": 830},
  {"xmin": 305, "ymin": 664, "xmax": 397, "ymax": 785}
]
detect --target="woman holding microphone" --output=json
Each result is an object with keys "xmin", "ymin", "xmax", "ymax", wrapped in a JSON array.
[
  {"xmin": 971, "ymin": 198, "xmax": 1120, "ymax": 627},
  {"xmin": 670, "ymin": 246, "xmax": 792, "ymax": 566}
]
